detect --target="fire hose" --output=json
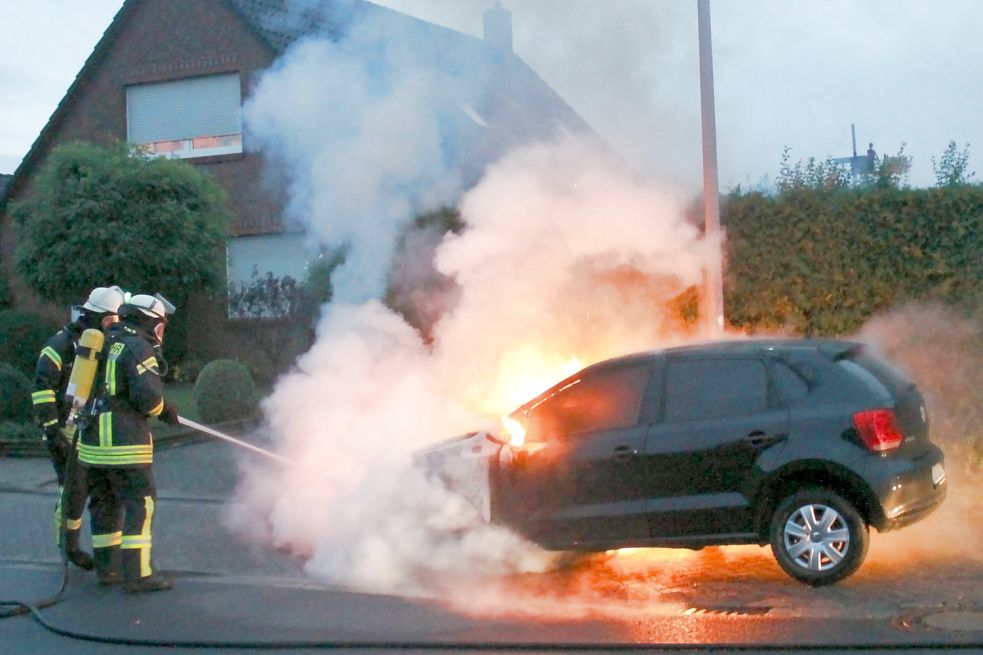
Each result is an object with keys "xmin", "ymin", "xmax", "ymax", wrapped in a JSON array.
[
  {"xmin": 176, "ymin": 416, "xmax": 295, "ymax": 466},
  {"xmin": 0, "ymin": 415, "xmax": 291, "ymax": 621}
]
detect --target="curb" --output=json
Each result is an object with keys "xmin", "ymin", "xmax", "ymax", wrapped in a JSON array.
[{"xmin": 0, "ymin": 418, "xmax": 260, "ymax": 458}]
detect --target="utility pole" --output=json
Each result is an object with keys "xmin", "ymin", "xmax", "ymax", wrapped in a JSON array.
[{"xmin": 698, "ymin": 0, "xmax": 724, "ymax": 334}]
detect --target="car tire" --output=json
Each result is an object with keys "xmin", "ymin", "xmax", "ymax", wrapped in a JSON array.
[{"xmin": 769, "ymin": 488, "xmax": 869, "ymax": 586}]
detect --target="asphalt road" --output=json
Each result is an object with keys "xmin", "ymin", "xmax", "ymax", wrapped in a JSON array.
[{"xmin": 0, "ymin": 437, "xmax": 980, "ymax": 653}]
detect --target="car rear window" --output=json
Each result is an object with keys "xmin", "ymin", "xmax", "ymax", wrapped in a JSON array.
[{"xmin": 843, "ymin": 348, "xmax": 914, "ymax": 397}]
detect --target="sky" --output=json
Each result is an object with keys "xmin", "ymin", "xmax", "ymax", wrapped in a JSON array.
[{"xmin": 2, "ymin": 0, "xmax": 982, "ymax": 192}]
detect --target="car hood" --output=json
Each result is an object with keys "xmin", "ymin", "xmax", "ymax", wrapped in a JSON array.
[{"xmin": 416, "ymin": 431, "xmax": 506, "ymax": 522}]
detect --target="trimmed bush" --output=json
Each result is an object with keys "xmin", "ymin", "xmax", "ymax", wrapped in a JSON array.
[
  {"xmin": 0, "ymin": 363, "xmax": 33, "ymax": 423},
  {"xmin": 0, "ymin": 309, "xmax": 62, "ymax": 377},
  {"xmin": 193, "ymin": 359, "xmax": 259, "ymax": 424},
  {"xmin": 0, "ymin": 421, "xmax": 39, "ymax": 442},
  {"xmin": 170, "ymin": 359, "xmax": 206, "ymax": 385}
]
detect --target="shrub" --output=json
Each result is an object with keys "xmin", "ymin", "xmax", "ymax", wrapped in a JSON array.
[
  {"xmin": 193, "ymin": 359, "xmax": 259, "ymax": 424},
  {"xmin": 170, "ymin": 359, "xmax": 206, "ymax": 385},
  {"xmin": 0, "ymin": 421, "xmax": 39, "ymax": 442},
  {"xmin": 0, "ymin": 310, "xmax": 62, "ymax": 377},
  {"xmin": 0, "ymin": 363, "xmax": 33, "ymax": 423}
]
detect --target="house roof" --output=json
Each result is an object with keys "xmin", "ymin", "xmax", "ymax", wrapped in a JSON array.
[
  {"xmin": 223, "ymin": 0, "xmax": 590, "ymax": 186},
  {"xmin": 1, "ymin": 0, "xmax": 590, "ymax": 210}
]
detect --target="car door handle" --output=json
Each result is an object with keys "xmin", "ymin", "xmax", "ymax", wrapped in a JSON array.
[
  {"xmin": 613, "ymin": 445, "xmax": 639, "ymax": 462},
  {"xmin": 744, "ymin": 431, "xmax": 787, "ymax": 450}
]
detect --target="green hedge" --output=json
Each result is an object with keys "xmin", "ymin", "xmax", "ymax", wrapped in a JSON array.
[
  {"xmin": 0, "ymin": 421, "xmax": 39, "ymax": 442},
  {"xmin": 0, "ymin": 309, "xmax": 61, "ymax": 377},
  {"xmin": 724, "ymin": 185, "xmax": 983, "ymax": 335},
  {"xmin": 0, "ymin": 362, "xmax": 33, "ymax": 423},
  {"xmin": 193, "ymin": 359, "xmax": 259, "ymax": 424}
]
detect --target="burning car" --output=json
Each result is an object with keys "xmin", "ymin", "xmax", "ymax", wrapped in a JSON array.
[{"xmin": 420, "ymin": 339, "xmax": 947, "ymax": 586}]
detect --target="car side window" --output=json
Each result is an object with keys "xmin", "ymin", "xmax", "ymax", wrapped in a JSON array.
[
  {"xmin": 664, "ymin": 357, "xmax": 769, "ymax": 422},
  {"xmin": 527, "ymin": 364, "xmax": 650, "ymax": 440}
]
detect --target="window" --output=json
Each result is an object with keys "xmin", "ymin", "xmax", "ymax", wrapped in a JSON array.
[
  {"xmin": 664, "ymin": 358, "xmax": 769, "ymax": 423},
  {"xmin": 127, "ymin": 73, "xmax": 242, "ymax": 159},
  {"xmin": 226, "ymin": 233, "xmax": 312, "ymax": 288},
  {"xmin": 226, "ymin": 234, "xmax": 317, "ymax": 318},
  {"xmin": 527, "ymin": 364, "xmax": 650, "ymax": 440}
]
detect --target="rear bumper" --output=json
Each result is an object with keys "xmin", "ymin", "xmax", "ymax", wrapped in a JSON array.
[{"xmin": 871, "ymin": 445, "xmax": 947, "ymax": 531}]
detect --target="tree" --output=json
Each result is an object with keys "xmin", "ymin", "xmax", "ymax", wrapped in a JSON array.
[
  {"xmin": 12, "ymin": 141, "xmax": 228, "ymax": 306},
  {"xmin": 932, "ymin": 141, "xmax": 975, "ymax": 187}
]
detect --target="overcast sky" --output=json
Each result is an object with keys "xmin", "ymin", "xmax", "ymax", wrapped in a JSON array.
[{"xmin": 2, "ymin": 0, "xmax": 981, "ymax": 192}]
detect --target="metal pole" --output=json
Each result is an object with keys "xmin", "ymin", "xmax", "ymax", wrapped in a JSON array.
[{"xmin": 698, "ymin": 0, "xmax": 724, "ymax": 334}]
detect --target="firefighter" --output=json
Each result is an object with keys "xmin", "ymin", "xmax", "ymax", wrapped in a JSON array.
[
  {"xmin": 80, "ymin": 293, "xmax": 179, "ymax": 593},
  {"xmin": 32, "ymin": 285, "xmax": 126, "ymax": 571}
]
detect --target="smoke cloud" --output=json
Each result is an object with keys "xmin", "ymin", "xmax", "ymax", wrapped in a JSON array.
[
  {"xmin": 244, "ymin": 17, "xmax": 470, "ymax": 303},
  {"xmin": 231, "ymin": 9, "xmax": 711, "ymax": 592},
  {"xmin": 857, "ymin": 304, "xmax": 983, "ymax": 565},
  {"xmin": 234, "ymin": 4, "xmax": 981, "ymax": 602}
]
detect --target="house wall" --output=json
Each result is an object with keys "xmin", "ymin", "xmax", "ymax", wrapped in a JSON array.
[{"xmin": 0, "ymin": 0, "xmax": 288, "ymax": 316}]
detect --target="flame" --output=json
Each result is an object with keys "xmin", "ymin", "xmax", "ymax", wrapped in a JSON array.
[
  {"xmin": 491, "ymin": 351, "xmax": 587, "ymax": 412},
  {"xmin": 501, "ymin": 415, "xmax": 526, "ymax": 447},
  {"xmin": 494, "ymin": 355, "xmax": 584, "ymax": 448}
]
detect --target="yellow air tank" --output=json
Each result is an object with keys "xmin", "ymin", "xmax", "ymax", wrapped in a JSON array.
[{"xmin": 63, "ymin": 328, "xmax": 105, "ymax": 434}]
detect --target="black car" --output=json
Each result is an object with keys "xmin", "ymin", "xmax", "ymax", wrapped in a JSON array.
[{"xmin": 421, "ymin": 339, "xmax": 947, "ymax": 586}]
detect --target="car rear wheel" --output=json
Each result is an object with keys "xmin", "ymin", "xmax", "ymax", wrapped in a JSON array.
[{"xmin": 769, "ymin": 488, "xmax": 869, "ymax": 586}]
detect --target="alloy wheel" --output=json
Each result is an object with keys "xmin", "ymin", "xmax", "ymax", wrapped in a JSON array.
[{"xmin": 782, "ymin": 503, "xmax": 850, "ymax": 571}]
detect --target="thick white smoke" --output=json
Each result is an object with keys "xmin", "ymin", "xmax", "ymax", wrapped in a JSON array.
[
  {"xmin": 231, "ymin": 11, "xmax": 713, "ymax": 592},
  {"xmin": 244, "ymin": 25, "xmax": 467, "ymax": 303}
]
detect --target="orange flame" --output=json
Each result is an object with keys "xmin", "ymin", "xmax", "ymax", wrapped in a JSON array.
[{"xmin": 501, "ymin": 415, "xmax": 526, "ymax": 447}]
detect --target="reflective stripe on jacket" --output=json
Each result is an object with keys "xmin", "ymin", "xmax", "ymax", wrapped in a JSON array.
[
  {"xmin": 79, "ymin": 326, "xmax": 163, "ymax": 467},
  {"xmin": 32, "ymin": 324, "xmax": 81, "ymax": 429}
]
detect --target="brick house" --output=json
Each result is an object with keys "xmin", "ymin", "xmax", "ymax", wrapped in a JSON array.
[{"xmin": 0, "ymin": 0, "xmax": 589, "ymax": 361}]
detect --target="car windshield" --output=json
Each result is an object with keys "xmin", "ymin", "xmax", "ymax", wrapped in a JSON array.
[{"xmin": 1, "ymin": 1, "xmax": 980, "ymax": 652}]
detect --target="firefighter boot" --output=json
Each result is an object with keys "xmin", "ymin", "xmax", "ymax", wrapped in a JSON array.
[
  {"xmin": 65, "ymin": 528, "xmax": 94, "ymax": 571},
  {"xmin": 121, "ymin": 549, "xmax": 172, "ymax": 593},
  {"xmin": 94, "ymin": 546, "xmax": 122, "ymax": 586}
]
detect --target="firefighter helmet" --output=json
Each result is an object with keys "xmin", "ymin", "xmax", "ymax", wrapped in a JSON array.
[
  {"xmin": 123, "ymin": 294, "xmax": 168, "ymax": 320},
  {"xmin": 82, "ymin": 286, "xmax": 126, "ymax": 315},
  {"xmin": 120, "ymin": 293, "xmax": 174, "ymax": 344}
]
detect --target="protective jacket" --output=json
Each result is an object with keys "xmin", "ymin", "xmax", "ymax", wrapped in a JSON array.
[
  {"xmin": 79, "ymin": 324, "xmax": 165, "ymax": 467},
  {"xmin": 32, "ymin": 323, "xmax": 83, "ymax": 430}
]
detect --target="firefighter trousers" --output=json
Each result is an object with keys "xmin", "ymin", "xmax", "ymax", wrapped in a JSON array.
[
  {"xmin": 47, "ymin": 438, "xmax": 88, "ymax": 550},
  {"xmin": 86, "ymin": 466, "xmax": 158, "ymax": 581}
]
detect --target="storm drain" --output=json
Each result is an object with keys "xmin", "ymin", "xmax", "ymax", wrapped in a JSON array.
[
  {"xmin": 681, "ymin": 605, "xmax": 772, "ymax": 617},
  {"xmin": 894, "ymin": 605, "xmax": 983, "ymax": 634}
]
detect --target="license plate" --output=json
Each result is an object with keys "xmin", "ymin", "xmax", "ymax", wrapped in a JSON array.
[{"xmin": 931, "ymin": 462, "xmax": 946, "ymax": 486}]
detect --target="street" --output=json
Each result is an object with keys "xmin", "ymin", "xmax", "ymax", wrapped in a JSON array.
[{"xmin": 0, "ymin": 437, "xmax": 980, "ymax": 652}]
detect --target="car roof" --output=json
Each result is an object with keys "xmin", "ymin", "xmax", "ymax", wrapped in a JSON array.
[
  {"xmin": 513, "ymin": 338, "xmax": 864, "ymax": 414},
  {"xmin": 584, "ymin": 337, "xmax": 863, "ymax": 370}
]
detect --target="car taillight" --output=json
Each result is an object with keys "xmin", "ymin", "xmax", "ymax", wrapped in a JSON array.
[{"xmin": 853, "ymin": 408, "xmax": 904, "ymax": 452}]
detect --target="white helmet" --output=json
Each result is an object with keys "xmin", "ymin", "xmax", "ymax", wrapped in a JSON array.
[
  {"xmin": 124, "ymin": 294, "xmax": 169, "ymax": 320},
  {"xmin": 82, "ymin": 286, "xmax": 126, "ymax": 314}
]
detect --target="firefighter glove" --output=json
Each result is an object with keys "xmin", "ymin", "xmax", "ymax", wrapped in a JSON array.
[{"xmin": 158, "ymin": 403, "xmax": 180, "ymax": 425}]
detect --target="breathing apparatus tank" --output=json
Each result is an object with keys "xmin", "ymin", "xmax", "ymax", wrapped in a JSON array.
[{"xmin": 62, "ymin": 328, "xmax": 105, "ymax": 438}]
